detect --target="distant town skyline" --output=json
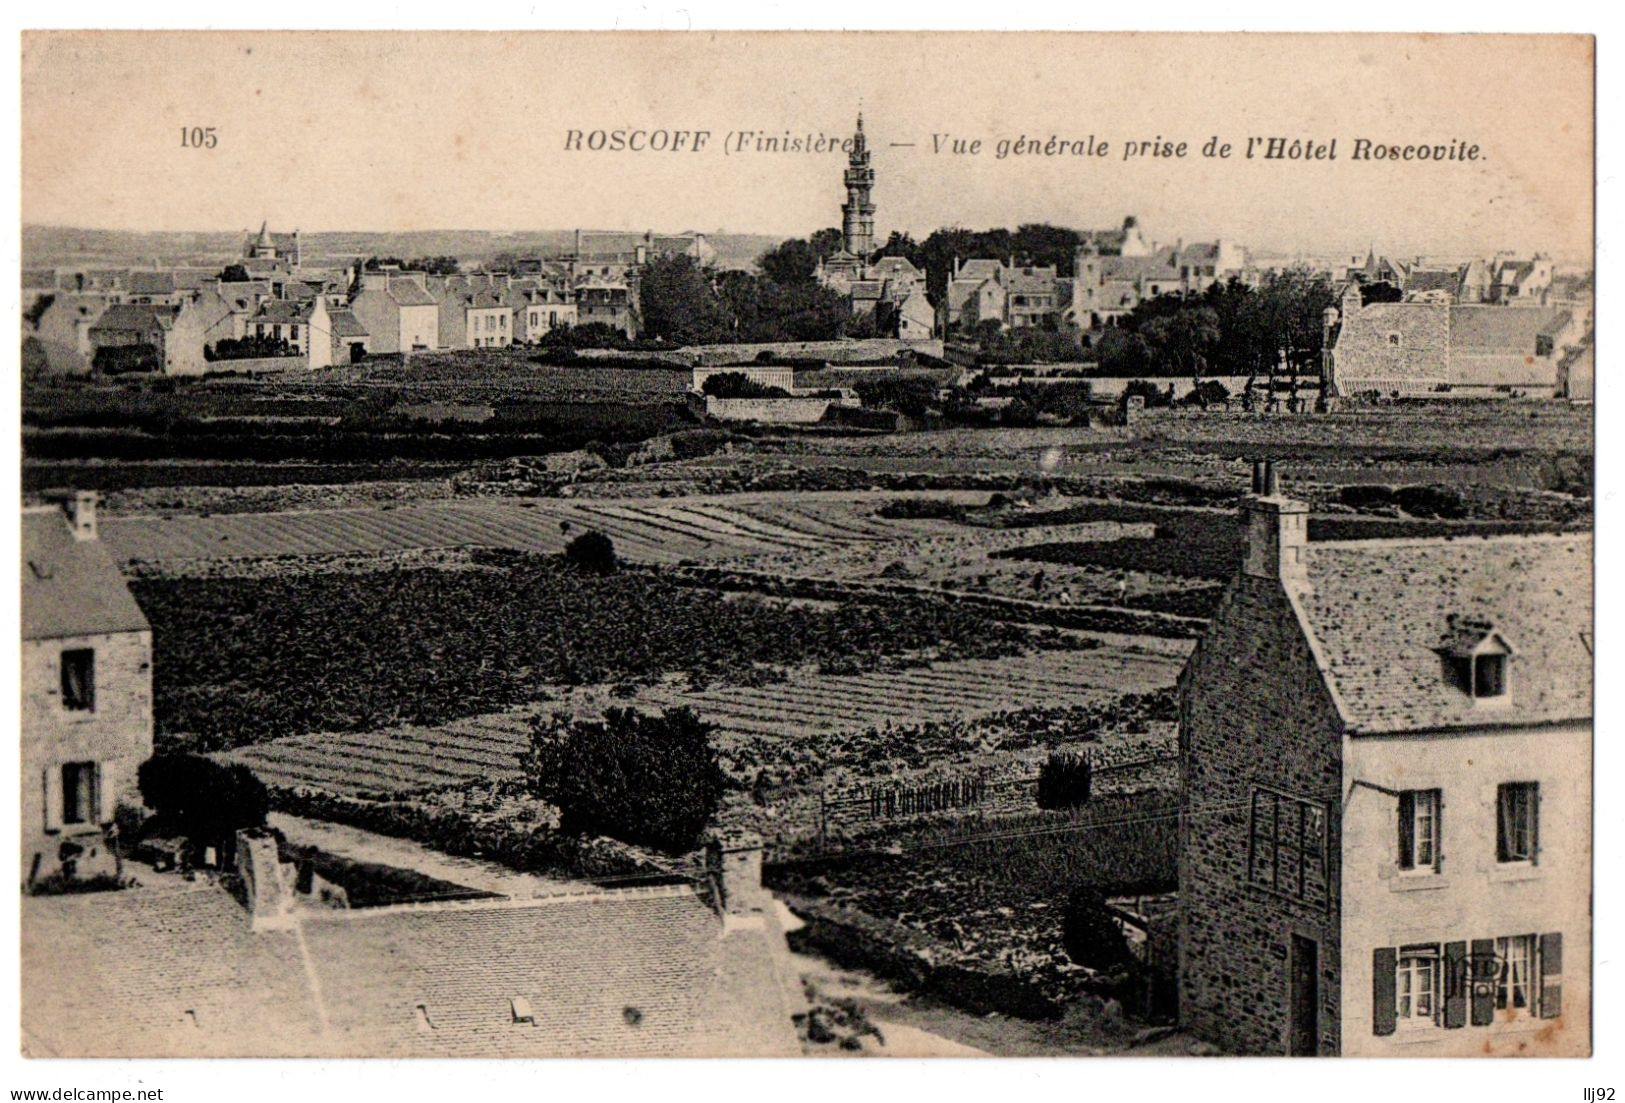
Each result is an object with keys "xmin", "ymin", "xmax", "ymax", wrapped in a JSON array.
[{"xmin": 22, "ymin": 32, "xmax": 1592, "ymax": 263}]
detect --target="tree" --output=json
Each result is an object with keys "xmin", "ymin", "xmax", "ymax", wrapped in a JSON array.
[
  {"xmin": 136, "ymin": 754, "xmax": 269, "ymax": 861},
  {"xmin": 219, "ymin": 264, "xmax": 250, "ymax": 283},
  {"xmin": 1096, "ymin": 327, "xmax": 1154, "ymax": 376},
  {"xmin": 1062, "ymin": 886, "xmax": 1138, "ymax": 972},
  {"xmin": 758, "ymin": 238, "xmax": 822, "ymax": 285},
  {"xmin": 1361, "ymin": 280, "xmax": 1405, "ymax": 305},
  {"xmin": 1143, "ymin": 307, "xmax": 1220, "ymax": 391},
  {"xmin": 563, "ymin": 530, "xmax": 618, "ymax": 574},
  {"xmin": 637, "ymin": 254, "xmax": 734, "ymax": 345},
  {"xmin": 522, "ymin": 707, "xmax": 725, "ymax": 853}
]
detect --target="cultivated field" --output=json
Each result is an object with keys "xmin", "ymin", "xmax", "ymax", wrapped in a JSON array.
[{"xmin": 220, "ymin": 645, "xmax": 1186, "ymax": 801}]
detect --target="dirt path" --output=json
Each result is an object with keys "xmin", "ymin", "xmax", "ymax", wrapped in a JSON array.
[{"xmin": 269, "ymin": 813, "xmax": 590, "ymax": 898}]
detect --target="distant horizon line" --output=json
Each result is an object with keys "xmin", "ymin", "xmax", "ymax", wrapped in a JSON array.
[{"xmin": 21, "ymin": 221, "xmax": 1592, "ymax": 268}]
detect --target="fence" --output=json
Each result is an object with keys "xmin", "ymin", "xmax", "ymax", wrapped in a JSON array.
[{"xmin": 812, "ymin": 745, "xmax": 1179, "ymax": 847}]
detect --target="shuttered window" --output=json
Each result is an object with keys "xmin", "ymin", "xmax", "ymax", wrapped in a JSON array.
[
  {"xmin": 1398, "ymin": 789, "xmax": 1441, "ymax": 872},
  {"xmin": 1496, "ymin": 782, "xmax": 1539, "ymax": 863},
  {"xmin": 1376, "ymin": 931, "xmax": 1565, "ymax": 1035}
]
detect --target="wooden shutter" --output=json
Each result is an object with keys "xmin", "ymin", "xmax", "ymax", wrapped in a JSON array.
[
  {"xmin": 1443, "ymin": 941, "xmax": 1468, "ymax": 1027},
  {"xmin": 1372, "ymin": 947, "xmax": 1397, "ymax": 1036},
  {"xmin": 1538, "ymin": 932, "xmax": 1562, "ymax": 1019},
  {"xmin": 1397, "ymin": 792, "xmax": 1415, "ymax": 868},
  {"xmin": 1435, "ymin": 791, "xmax": 1445, "ymax": 871},
  {"xmin": 1532, "ymin": 784, "xmax": 1542, "ymax": 865},
  {"xmin": 42, "ymin": 767, "xmax": 62, "ymax": 832},
  {"xmin": 96, "ymin": 762, "xmax": 116, "ymax": 824},
  {"xmin": 1470, "ymin": 938, "xmax": 1496, "ymax": 1025}
]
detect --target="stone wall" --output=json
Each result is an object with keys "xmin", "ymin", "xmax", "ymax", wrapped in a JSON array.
[
  {"xmin": 698, "ymin": 395, "xmax": 855, "ymax": 424},
  {"xmin": 1178, "ymin": 573, "xmax": 1345, "ymax": 1055}
]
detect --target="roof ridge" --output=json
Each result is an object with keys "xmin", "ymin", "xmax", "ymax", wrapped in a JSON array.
[{"xmin": 298, "ymin": 881, "xmax": 704, "ymax": 924}]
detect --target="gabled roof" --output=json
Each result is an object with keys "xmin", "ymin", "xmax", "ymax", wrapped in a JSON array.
[
  {"xmin": 386, "ymin": 279, "xmax": 438, "ymax": 307},
  {"xmin": 125, "ymin": 271, "xmax": 178, "ymax": 296},
  {"xmin": 868, "ymin": 256, "xmax": 922, "ymax": 281},
  {"xmin": 327, "ymin": 308, "xmax": 369, "ymax": 338},
  {"xmin": 23, "ymin": 881, "xmax": 801, "ymax": 1058},
  {"xmin": 1404, "ymin": 267, "xmax": 1462, "ymax": 296},
  {"xmin": 89, "ymin": 303, "xmax": 174, "ymax": 333},
  {"xmin": 1294, "ymin": 533, "xmax": 1591, "ymax": 734},
  {"xmin": 1449, "ymin": 306, "xmax": 1571, "ymax": 350},
  {"xmin": 254, "ymin": 300, "xmax": 313, "ymax": 324},
  {"xmin": 21, "ymin": 508, "xmax": 150, "ymax": 641}
]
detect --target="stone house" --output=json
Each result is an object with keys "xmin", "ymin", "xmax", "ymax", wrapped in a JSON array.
[
  {"xmin": 522, "ymin": 286, "xmax": 578, "ymax": 343},
  {"xmin": 25, "ymin": 293, "xmax": 109, "ymax": 375},
  {"xmin": 1177, "ymin": 464, "xmax": 1590, "ymax": 1056},
  {"xmin": 87, "ymin": 300, "xmax": 210, "ymax": 375},
  {"xmin": 348, "ymin": 272, "xmax": 439, "ymax": 354},
  {"xmin": 20, "ymin": 494, "xmax": 154, "ymax": 887}
]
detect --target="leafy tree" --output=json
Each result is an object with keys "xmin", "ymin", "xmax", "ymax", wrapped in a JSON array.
[
  {"xmin": 1143, "ymin": 307, "xmax": 1220, "ymax": 389},
  {"xmin": 1062, "ymin": 886, "xmax": 1137, "ymax": 972},
  {"xmin": 522, "ymin": 707, "xmax": 725, "ymax": 853},
  {"xmin": 563, "ymin": 530, "xmax": 618, "ymax": 574},
  {"xmin": 638, "ymin": 254, "xmax": 734, "ymax": 345},
  {"xmin": 136, "ymin": 753, "xmax": 269, "ymax": 858},
  {"xmin": 808, "ymin": 227, "xmax": 845, "ymax": 259},
  {"xmin": 1096, "ymin": 327, "xmax": 1154, "ymax": 376},
  {"xmin": 1361, "ymin": 280, "xmax": 1405, "ymax": 305},
  {"xmin": 219, "ymin": 264, "xmax": 250, "ymax": 283},
  {"xmin": 758, "ymin": 238, "xmax": 822, "ymax": 285},
  {"xmin": 1037, "ymin": 750, "xmax": 1093, "ymax": 809}
]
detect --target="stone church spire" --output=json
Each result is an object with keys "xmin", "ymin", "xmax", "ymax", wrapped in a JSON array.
[{"xmin": 841, "ymin": 112, "xmax": 876, "ymax": 259}]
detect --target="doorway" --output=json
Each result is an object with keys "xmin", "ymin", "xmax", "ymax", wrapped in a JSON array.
[{"xmin": 1289, "ymin": 934, "xmax": 1319, "ymax": 1056}]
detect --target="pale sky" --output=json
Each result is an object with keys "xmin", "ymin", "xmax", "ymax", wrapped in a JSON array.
[{"xmin": 21, "ymin": 32, "xmax": 1593, "ymax": 261}]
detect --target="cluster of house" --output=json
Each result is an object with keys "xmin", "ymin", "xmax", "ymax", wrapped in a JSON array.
[
  {"xmin": 21, "ymin": 225, "xmax": 718, "ymax": 376},
  {"xmin": 943, "ymin": 219, "xmax": 1254, "ymax": 334}
]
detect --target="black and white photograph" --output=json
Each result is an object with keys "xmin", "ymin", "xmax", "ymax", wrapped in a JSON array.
[{"xmin": 11, "ymin": 25, "xmax": 1599, "ymax": 1077}]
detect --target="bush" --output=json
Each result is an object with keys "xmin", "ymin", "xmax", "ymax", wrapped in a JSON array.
[
  {"xmin": 522, "ymin": 707, "xmax": 725, "ymax": 853},
  {"xmin": 1062, "ymin": 886, "xmax": 1137, "ymax": 972},
  {"xmin": 701, "ymin": 371, "xmax": 789, "ymax": 399},
  {"xmin": 563, "ymin": 530, "xmax": 618, "ymax": 574},
  {"xmin": 136, "ymin": 753, "xmax": 269, "ymax": 856},
  {"xmin": 1036, "ymin": 751, "xmax": 1093, "ymax": 810}
]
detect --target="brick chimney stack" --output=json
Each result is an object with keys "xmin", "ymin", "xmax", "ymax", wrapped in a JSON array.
[
  {"xmin": 1241, "ymin": 461, "xmax": 1308, "ymax": 584},
  {"xmin": 44, "ymin": 490, "xmax": 99, "ymax": 541}
]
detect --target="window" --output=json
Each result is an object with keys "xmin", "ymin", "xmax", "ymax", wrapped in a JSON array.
[
  {"xmin": 1495, "ymin": 935, "xmax": 1536, "ymax": 1018},
  {"xmin": 1247, "ymin": 788, "xmax": 1330, "ymax": 905},
  {"xmin": 1398, "ymin": 789, "xmax": 1441, "ymax": 872},
  {"xmin": 61, "ymin": 762, "xmax": 97, "ymax": 826},
  {"xmin": 1474, "ymin": 653, "xmax": 1507, "ymax": 698},
  {"xmin": 1535, "ymin": 335, "xmax": 1554, "ymax": 357},
  {"xmin": 1397, "ymin": 945, "xmax": 1440, "ymax": 1025},
  {"xmin": 60, "ymin": 648, "xmax": 95, "ymax": 711},
  {"xmin": 1497, "ymin": 782, "xmax": 1538, "ymax": 863}
]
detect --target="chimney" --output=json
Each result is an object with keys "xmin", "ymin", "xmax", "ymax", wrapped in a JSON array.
[
  {"xmin": 1241, "ymin": 461, "xmax": 1308, "ymax": 584},
  {"xmin": 45, "ymin": 490, "xmax": 99, "ymax": 541},
  {"xmin": 705, "ymin": 831, "xmax": 767, "ymax": 921},
  {"xmin": 236, "ymin": 829, "xmax": 295, "ymax": 931}
]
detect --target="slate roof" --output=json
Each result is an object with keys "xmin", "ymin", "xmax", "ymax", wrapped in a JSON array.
[
  {"xmin": 1449, "ymin": 306, "xmax": 1571, "ymax": 350},
  {"xmin": 21, "ymin": 508, "xmax": 151, "ymax": 641},
  {"xmin": 254, "ymin": 300, "xmax": 312, "ymax": 324},
  {"xmin": 955, "ymin": 259, "xmax": 1004, "ymax": 281},
  {"xmin": 328, "ymin": 308, "xmax": 368, "ymax": 338},
  {"xmin": 22, "ymin": 881, "xmax": 802, "ymax": 1058},
  {"xmin": 1405, "ymin": 267, "xmax": 1463, "ymax": 296},
  {"xmin": 88, "ymin": 303, "xmax": 173, "ymax": 333},
  {"xmin": 1295, "ymin": 533, "xmax": 1591, "ymax": 735},
  {"xmin": 868, "ymin": 256, "xmax": 922, "ymax": 281},
  {"xmin": 387, "ymin": 279, "xmax": 438, "ymax": 307},
  {"xmin": 125, "ymin": 271, "xmax": 178, "ymax": 296}
]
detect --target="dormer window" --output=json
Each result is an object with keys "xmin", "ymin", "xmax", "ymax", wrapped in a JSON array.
[
  {"xmin": 1474, "ymin": 653, "xmax": 1507, "ymax": 698},
  {"xmin": 1437, "ymin": 617, "xmax": 1514, "ymax": 700},
  {"xmin": 1388, "ymin": 333, "xmax": 1402, "ymax": 347}
]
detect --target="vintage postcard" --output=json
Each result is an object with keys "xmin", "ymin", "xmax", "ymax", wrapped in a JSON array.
[{"xmin": 15, "ymin": 30, "xmax": 1594, "ymax": 1065}]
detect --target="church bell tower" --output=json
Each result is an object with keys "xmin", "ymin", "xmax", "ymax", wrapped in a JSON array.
[{"xmin": 841, "ymin": 114, "xmax": 876, "ymax": 259}]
